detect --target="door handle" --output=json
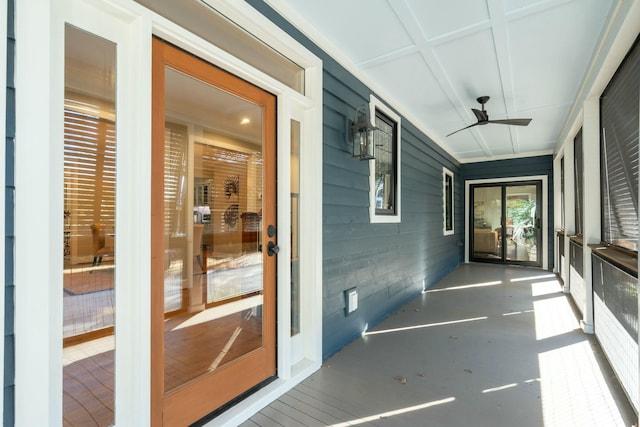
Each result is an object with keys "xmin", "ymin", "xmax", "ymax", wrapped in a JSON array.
[{"xmin": 267, "ymin": 241, "xmax": 279, "ymax": 256}]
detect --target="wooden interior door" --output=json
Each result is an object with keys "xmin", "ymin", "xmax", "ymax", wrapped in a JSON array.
[{"xmin": 151, "ymin": 38, "xmax": 277, "ymax": 426}]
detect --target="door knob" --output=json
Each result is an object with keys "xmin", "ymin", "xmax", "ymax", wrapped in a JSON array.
[{"xmin": 267, "ymin": 241, "xmax": 279, "ymax": 256}]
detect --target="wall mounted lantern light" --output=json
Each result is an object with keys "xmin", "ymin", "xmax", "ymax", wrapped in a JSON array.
[{"xmin": 349, "ymin": 104, "xmax": 377, "ymax": 160}]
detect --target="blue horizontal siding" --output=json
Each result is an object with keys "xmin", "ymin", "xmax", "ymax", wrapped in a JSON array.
[
  {"xmin": 248, "ymin": 0, "xmax": 464, "ymax": 359},
  {"xmin": 5, "ymin": 0, "xmax": 15, "ymax": 424},
  {"xmin": 461, "ymin": 155, "xmax": 555, "ymax": 269}
]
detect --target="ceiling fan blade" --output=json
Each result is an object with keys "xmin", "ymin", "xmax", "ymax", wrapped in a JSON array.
[
  {"xmin": 446, "ymin": 122, "xmax": 479, "ymax": 137},
  {"xmin": 471, "ymin": 108, "xmax": 488, "ymax": 122},
  {"xmin": 487, "ymin": 118, "xmax": 532, "ymax": 126}
]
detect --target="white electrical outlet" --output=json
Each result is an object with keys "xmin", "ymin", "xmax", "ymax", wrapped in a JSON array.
[{"xmin": 346, "ymin": 288, "xmax": 358, "ymax": 314}]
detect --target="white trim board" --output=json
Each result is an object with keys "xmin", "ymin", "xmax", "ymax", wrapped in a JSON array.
[
  {"xmin": 369, "ymin": 94, "xmax": 401, "ymax": 224},
  {"xmin": 15, "ymin": 0, "xmax": 323, "ymax": 425}
]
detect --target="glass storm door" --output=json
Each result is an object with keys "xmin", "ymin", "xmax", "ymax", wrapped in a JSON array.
[
  {"xmin": 151, "ymin": 39, "xmax": 277, "ymax": 426},
  {"xmin": 471, "ymin": 182, "xmax": 542, "ymax": 266}
]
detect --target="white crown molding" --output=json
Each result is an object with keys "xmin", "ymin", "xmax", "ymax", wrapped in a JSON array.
[{"xmin": 459, "ymin": 149, "xmax": 554, "ymax": 164}]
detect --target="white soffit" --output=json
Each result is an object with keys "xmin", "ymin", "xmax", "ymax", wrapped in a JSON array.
[{"xmin": 269, "ymin": 0, "xmax": 624, "ymax": 162}]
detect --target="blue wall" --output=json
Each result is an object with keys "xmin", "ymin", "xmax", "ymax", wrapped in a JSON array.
[
  {"xmin": 248, "ymin": 1, "xmax": 464, "ymax": 359},
  {"xmin": 461, "ymin": 155, "xmax": 555, "ymax": 269},
  {"xmin": 4, "ymin": 0, "xmax": 14, "ymax": 424}
]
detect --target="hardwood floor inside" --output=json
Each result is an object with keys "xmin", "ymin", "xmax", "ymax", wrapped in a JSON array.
[
  {"xmin": 63, "ymin": 336, "xmax": 114, "ymax": 427},
  {"xmin": 63, "ymin": 294, "xmax": 262, "ymax": 426},
  {"xmin": 163, "ymin": 300, "xmax": 263, "ymax": 392}
]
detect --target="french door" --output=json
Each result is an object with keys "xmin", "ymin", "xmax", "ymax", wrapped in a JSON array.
[
  {"xmin": 151, "ymin": 39, "xmax": 277, "ymax": 426},
  {"xmin": 470, "ymin": 181, "xmax": 542, "ymax": 267}
]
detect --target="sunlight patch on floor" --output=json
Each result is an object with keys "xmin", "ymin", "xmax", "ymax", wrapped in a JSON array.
[
  {"xmin": 363, "ymin": 316, "xmax": 488, "ymax": 336},
  {"xmin": 538, "ymin": 341, "xmax": 627, "ymax": 427},
  {"xmin": 533, "ymin": 286, "xmax": 579, "ymax": 341},
  {"xmin": 328, "ymin": 397, "xmax": 456, "ymax": 427},
  {"xmin": 482, "ymin": 382, "xmax": 518, "ymax": 393},
  {"xmin": 510, "ymin": 274, "xmax": 556, "ymax": 283},
  {"xmin": 423, "ymin": 281, "xmax": 502, "ymax": 293},
  {"xmin": 503, "ymin": 309, "xmax": 535, "ymax": 316},
  {"xmin": 531, "ymin": 279, "xmax": 563, "ymax": 297},
  {"xmin": 171, "ymin": 295, "xmax": 262, "ymax": 331},
  {"xmin": 63, "ymin": 335, "xmax": 114, "ymax": 366}
]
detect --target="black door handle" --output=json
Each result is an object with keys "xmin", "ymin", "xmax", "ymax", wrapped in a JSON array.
[{"xmin": 267, "ymin": 241, "xmax": 279, "ymax": 256}]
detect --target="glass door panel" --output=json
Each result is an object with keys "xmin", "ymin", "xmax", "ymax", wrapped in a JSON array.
[
  {"xmin": 63, "ymin": 24, "xmax": 117, "ymax": 427},
  {"xmin": 506, "ymin": 184, "xmax": 539, "ymax": 263},
  {"xmin": 472, "ymin": 186, "xmax": 502, "ymax": 260},
  {"xmin": 152, "ymin": 39, "xmax": 276, "ymax": 426},
  {"xmin": 163, "ymin": 68, "xmax": 265, "ymax": 389},
  {"xmin": 193, "ymin": 141, "xmax": 264, "ymax": 307},
  {"xmin": 291, "ymin": 119, "xmax": 301, "ymax": 337},
  {"xmin": 470, "ymin": 182, "xmax": 542, "ymax": 266}
]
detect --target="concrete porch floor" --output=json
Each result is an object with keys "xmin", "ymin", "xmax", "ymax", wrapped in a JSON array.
[{"xmin": 241, "ymin": 263, "xmax": 637, "ymax": 427}]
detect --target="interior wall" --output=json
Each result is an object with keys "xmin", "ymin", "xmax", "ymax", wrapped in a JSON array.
[
  {"xmin": 462, "ymin": 155, "xmax": 555, "ymax": 269},
  {"xmin": 248, "ymin": 0, "xmax": 464, "ymax": 359}
]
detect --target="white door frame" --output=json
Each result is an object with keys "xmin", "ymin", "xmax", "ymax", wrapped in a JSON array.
[{"xmin": 15, "ymin": 0, "xmax": 323, "ymax": 425}]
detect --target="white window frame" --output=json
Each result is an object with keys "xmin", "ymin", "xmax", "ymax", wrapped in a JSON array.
[
  {"xmin": 15, "ymin": 0, "xmax": 323, "ymax": 425},
  {"xmin": 443, "ymin": 167, "xmax": 454, "ymax": 235},
  {"xmin": 369, "ymin": 94, "xmax": 401, "ymax": 223},
  {"xmin": 0, "ymin": 0, "xmax": 7, "ymax": 422}
]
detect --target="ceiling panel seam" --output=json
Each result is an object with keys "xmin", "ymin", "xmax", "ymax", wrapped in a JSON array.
[
  {"xmin": 389, "ymin": 0, "xmax": 492, "ymax": 157},
  {"xmin": 487, "ymin": 0, "xmax": 519, "ymax": 154}
]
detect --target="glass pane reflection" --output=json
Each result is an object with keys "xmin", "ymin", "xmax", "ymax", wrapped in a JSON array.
[
  {"xmin": 163, "ymin": 67, "xmax": 265, "ymax": 392},
  {"xmin": 473, "ymin": 186, "xmax": 501, "ymax": 260},
  {"xmin": 63, "ymin": 24, "xmax": 116, "ymax": 427}
]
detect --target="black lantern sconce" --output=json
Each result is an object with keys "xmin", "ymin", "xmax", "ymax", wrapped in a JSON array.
[{"xmin": 349, "ymin": 104, "xmax": 377, "ymax": 160}]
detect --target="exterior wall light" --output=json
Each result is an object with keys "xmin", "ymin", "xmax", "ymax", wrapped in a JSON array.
[{"xmin": 349, "ymin": 104, "xmax": 377, "ymax": 160}]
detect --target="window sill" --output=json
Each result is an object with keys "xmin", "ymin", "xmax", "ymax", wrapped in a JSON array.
[
  {"xmin": 568, "ymin": 235, "xmax": 583, "ymax": 245},
  {"xmin": 589, "ymin": 244, "xmax": 638, "ymax": 278}
]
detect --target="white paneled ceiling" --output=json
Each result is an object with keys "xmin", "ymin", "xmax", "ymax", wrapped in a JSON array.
[{"xmin": 268, "ymin": 0, "xmax": 619, "ymax": 162}]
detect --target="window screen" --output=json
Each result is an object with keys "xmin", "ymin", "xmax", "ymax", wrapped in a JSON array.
[
  {"xmin": 600, "ymin": 37, "xmax": 639, "ymax": 252},
  {"xmin": 374, "ymin": 110, "xmax": 397, "ymax": 215},
  {"xmin": 573, "ymin": 129, "xmax": 583, "ymax": 236},
  {"xmin": 560, "ymin": 157, "xmax": 565, "ymax": 229}
]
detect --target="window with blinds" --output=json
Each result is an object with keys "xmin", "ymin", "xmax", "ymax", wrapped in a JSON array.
[
  {"xmin": 573, "ymin": 129, "xmax": 583, "ymax": 237},
  {"xmin": 164, "ymin": 122, "xmax": 188, "ymax": 237},
  {"xmin": 600, "ymin": 37, "xmax": 639, "ymax": 252},
  {"xmin": 64, "ymin": 97, "xmax": 116, "ymax": 262},
  {"xmin": 194, "ymin": 142, "xmax": 262, "ymax": 234}
]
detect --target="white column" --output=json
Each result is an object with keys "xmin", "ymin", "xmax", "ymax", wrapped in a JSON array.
[
  {"xmin": 15, "ymin": 0, "xmax": 62, "ymax": 424},
  {"xmin": 552, "ymin": 154, "xmax": 562, "ymax": 274},
  {"xmin": 580, "ymin": 98, "xmax": 600, "ymax": 334}
]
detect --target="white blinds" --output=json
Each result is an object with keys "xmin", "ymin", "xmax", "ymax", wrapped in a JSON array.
[{"xmin": 64, "ymin": 102, "xmax": 116, "ymax": 259}]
